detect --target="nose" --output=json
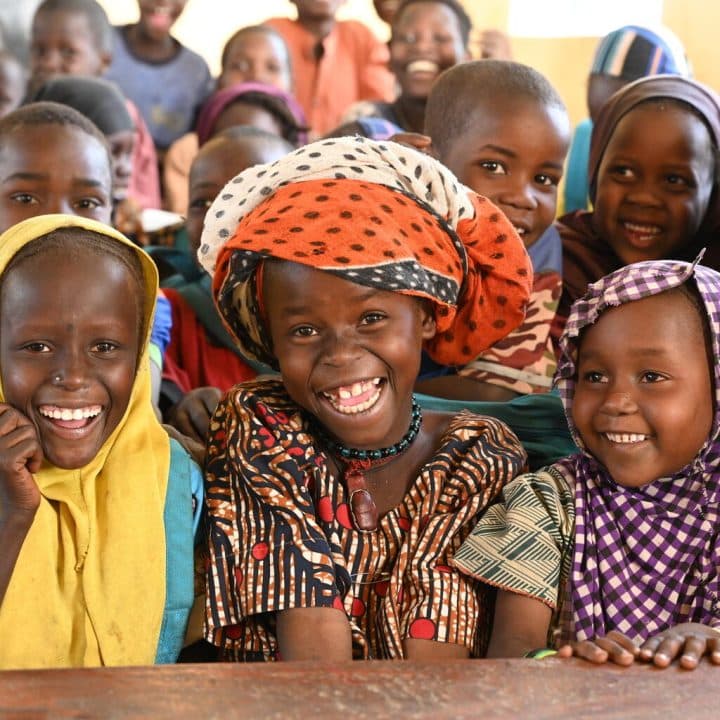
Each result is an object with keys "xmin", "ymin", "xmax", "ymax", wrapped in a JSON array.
[
  {"xmin": 51, "ymin": 350, "xmax": 90, "ymax": 391},
  {"xmin": 33, "ymin": 48, "xmax": 62, "ymax": 74},
  {"xmin": 625, "ymin": 180, "xmax": 663, "ymax": 207},
  {"xmin": 320, "ymin": 329, "xmax": 362, "ymax": 367},
  {"xmin": 498, "ymin": 179, "xmax": 537, "ymax": 211},
  {"xmin": 45, "ymin": 195, "xmax": 74, "ymax": 215},
  {"xmin": 599, "ymin": 389, "xmax": 638, "ymax": 416}
]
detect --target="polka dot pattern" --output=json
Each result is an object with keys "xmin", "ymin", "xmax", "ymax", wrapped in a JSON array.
[{"xmin": 200, "ymin": 136, "xmax": 533, "ymax": 367}]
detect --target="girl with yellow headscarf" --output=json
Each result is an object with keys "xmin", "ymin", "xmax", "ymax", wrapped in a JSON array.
[{"xmin": 0, "ymin": 215, "xmax": 202, "ymax": 668}]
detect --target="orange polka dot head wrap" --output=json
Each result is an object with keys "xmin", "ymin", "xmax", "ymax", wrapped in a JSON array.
[{"xmin": 199, "ymin": 136, "xmax": 532, "ymax": 369}]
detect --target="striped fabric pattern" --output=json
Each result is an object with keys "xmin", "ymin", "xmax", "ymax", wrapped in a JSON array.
[{"xmin": 203, "ymin": 378, "xmax": 527, "ymax": 660}]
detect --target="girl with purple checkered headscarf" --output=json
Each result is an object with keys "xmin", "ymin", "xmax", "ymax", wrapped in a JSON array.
[{"xmin": 454, "ymin": 258, "xmax": 720, "ymax": 669}]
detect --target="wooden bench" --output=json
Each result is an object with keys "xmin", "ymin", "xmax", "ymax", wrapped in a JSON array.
[{"xmin": 0, "ymin": 657, "xmax": 713, "ymax": 718}]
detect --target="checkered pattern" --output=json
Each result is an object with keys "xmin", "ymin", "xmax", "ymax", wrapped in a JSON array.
[{"xmin": 552, "ymin": 258, "xmax": 720, "ymax": 641}]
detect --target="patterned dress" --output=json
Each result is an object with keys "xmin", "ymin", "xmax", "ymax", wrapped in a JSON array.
[{"xmin": 204, "ymin": 379, "xmax": 527, "ymax": 660}]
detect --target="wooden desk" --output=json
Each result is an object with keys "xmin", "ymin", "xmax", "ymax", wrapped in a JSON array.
[{"xmin": 0, "ymin": 658, "xmax": 713, "ymax": 719}]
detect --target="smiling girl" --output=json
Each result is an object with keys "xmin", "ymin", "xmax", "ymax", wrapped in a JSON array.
[
  {"xmin": 556, "ymin": 75, "xmax": 720, "ymax": 336},
  {"xmin": 199, "ymin": 135, "xmax": 532, "ymax": 661},
  {"xmin": 0, "ymin": 215, "xmax": 202, "ymax": 668},
  {"xmin": 455, "ymin": 257, "xmax": 720, "ymax": 670}
]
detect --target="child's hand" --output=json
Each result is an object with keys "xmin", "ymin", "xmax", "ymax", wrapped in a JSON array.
[
  {"xmin": 557, "ymin": 631, "xmax": 638, "ymax": 666},
  {"xmin": 389, "ymin": 132, "xmax": 432, "ymax": 154},
  {"xmin": 166, "ymin": 386, "xmax": 222, "ymax": 446},
  {"xmin": 0, "ymin": 403, "xmax": 43, "ymax": 517},
  {"xmin": 638, "ymin": 623, "xmax": 720, "ymax": 669}
]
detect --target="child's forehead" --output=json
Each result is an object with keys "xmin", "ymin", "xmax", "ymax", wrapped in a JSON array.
[
  {"xmin": 453, "ymin": 97, "xmax": 569, "ymax": 155},
  {"xmin": 394, "ymin": 1, "xmax": 462, "ymax": 30},
  {"xmin": 2, "ymin": 122, "xmax": 109, "ymax": 163},
  {"xmin": 34, "ymin": 7, "xmax": 92, "ymax": 32}
]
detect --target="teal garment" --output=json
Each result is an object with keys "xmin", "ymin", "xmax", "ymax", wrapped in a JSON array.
[
  {"xmin": 155, "ymin": 438, "xmax": 204, "ymax": 664},
  {"xmin": 563, "ymin": 118, "xmax": 593, "ymax": 213},
  {"xmin": 415, "ymin": 390, "xmax": 576, "ymax": 471}
]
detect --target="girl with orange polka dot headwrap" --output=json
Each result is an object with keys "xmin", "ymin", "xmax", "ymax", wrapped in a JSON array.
[{"xmin": 199, "ymin": 135, "xmax": 532, "ymax": 369}]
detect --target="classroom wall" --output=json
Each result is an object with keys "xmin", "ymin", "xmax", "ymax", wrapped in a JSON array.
[{"xmin": 97, "ymin": 0, "xmax": 718, "ymax": 128}]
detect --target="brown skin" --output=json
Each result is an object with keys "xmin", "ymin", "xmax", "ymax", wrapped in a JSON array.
[
  {"xmin": 0, "ymin": 248, "xmax": 142, "ymax": 608},
  {"xmin": 164, "ymin": 135, "xmax": 293, "ymax": 448},
  {"xmin": 219, "ymin": 30, "xmax": 292, "ymax": 92},
  {"xmin": 410, "ymin": 96, "xmax": 570, "ymax": 401},
  {"xmin": 488, "ymin": 292, "xmax": 719, "ymax": 669},
  {"xmin": 291, "ymin": 0, "xmax": 346, "ymax": 40},
  {"xmin": 124, "ymin": 0, "xmax": 188, "ymax": 63},
  {"xmin": 592, "ymin": 103, "xmax": 715, "ymax": 266},
  {"xmin": 262, "ymin": 261, "xmax": 469, "ymax": 661},
  {"xmin": 29, "ymin": 9, "xmax": 111, "ymax": 94},
  {"xmin": 0, "ymin": 124, "xmax": 112, "ymax": 232}
]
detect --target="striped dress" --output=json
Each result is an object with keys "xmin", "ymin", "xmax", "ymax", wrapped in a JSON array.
[{"xmin": 204, "ymin": 379, "xmax": 527, "ymax": 660}]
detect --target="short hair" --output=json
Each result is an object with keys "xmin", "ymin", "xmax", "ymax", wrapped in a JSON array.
[
  {"xmin": 3, "ymin": 228, "xmax": 147, "ymax": 345},
  {"xmin": 219, "ymin": 92, "xmax": 308, "ymax": 148},
  {"xmin": 34, "ymin": 0, "xmax": 113, "ymax": 55},
  {"xmin": 392, "ymin": 0, "xmax": 472, "ymax": 48},
  {"xmin": 425, "ymin": 60, "xmax": 568, "ymax": 157},
  {"xmin": 200, "ymin": 125, "xmax": 294, "ymax": 165},
  {"xmin": 220, "ymin": 25, "xmax": 291, "ymax": 72},
  {"xmin": 0, "ymin": 101, "xmax": 112, "ymax": 168}
]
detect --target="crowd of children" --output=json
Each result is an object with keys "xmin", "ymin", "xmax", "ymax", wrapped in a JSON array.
[{"xmin": 0, "ymin": 0, "xmax": 718, "ymax": 676}]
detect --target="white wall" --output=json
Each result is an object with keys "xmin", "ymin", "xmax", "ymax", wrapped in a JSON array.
[{"xmin": 97, "ymin": 0, "xmax": 388, "ymax": 75}]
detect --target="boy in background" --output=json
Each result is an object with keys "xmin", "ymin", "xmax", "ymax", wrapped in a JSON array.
[
  {"xmin": 415, "ymin": 60, "xmax": 570, "ymax": 401},
  {"xmin": 265, "ymin": 0, "xmax": 394, "ymax": 137}
]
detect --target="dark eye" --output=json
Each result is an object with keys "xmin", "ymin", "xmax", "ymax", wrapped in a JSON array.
[
  {"xmin": 94, "ymin": 341, "xmax": 118, "ymax": 353},
  {"xmin": 641, "ymin": 371, "xmax": 665, "ymax": 383},
  {"xmin": 23, "ymin": 342, "xmax": 51, "ymax": 353},
  {"xmin": 361, "ymin": 312, "xmax": 386, "ymax": 325},
  {"xmin": 610, "ymin": 165, "xmax": 634, "ymax": 179},
  {"xmin": 76, "ymin": 197, "xmax": 103, "ymax": 210},
  {"xmin": 480, "ymin": 161, "xmax": 506, "ymax": 175},
  {"xmin": 189, "ymin": 197, "xmax": 213, "ymax": 215},
  {"xmin": 10, "ymin": 192, "xmax": 37, "ymax": 205},
  {"xmin": 582, "ymin": 370, "xmax": 606, "ymax": 383},
  {"xmin": 535, "ymin": 173, "xmax": 557, "ymax": 187},
  {"xmin": 291, "ymin": 325, "xmax": 317, "ymax": 338},
  {"xmin": 666, "ymin": 174, "xmax": 691, "ymax": 187}
]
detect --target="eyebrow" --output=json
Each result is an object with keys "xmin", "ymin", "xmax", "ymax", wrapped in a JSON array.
[
  {"xmin": 580, "ymin": 346, "xmax": 672, "ymax": 362},
  {"xmin": 2, "ymin": 172, "xmax": 108, "ymax": 189},
  {"xmin": 477, "ymin": 144, "xmax": 565, "ymax": 171}
]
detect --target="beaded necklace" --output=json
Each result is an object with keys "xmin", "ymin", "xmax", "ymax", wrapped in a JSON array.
[{"xmin": 314, "ymin": 399, "xmax": 422, "ymax": 532}]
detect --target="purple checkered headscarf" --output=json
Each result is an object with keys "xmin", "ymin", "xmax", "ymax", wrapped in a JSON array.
[{"xmin": 553, "ymin": 258, "xmax": 720, "ymax": 642}]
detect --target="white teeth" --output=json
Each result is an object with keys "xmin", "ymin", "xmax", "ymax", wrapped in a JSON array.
[
  {"xmin": 322, "ymin": 378, "xmax": 383, "ymax": 414},
  {"xmin": 514, "ymin": 227, "xmax": 527, "ymax": 236},
  {"xmin": 407, "ymin": 60, "xmax": 439, "ymax": 74},
  {"xmin": 39, "ymin": 405, "xmax": 102, "ymax": 421},
  {"xmin": 624, "ymin": 222, "xmax": 660, "ymax": 235},
  {"xmin": 605, "ymin": 432, "xmax": 649, "ymax": 444}
]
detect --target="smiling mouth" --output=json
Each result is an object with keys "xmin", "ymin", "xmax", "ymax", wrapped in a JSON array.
[
  {"xmin": 622, "ymin": 221, "xmax": 662, "ymax": 244},
  {"xmin": 406, "ymin": 60, "xmax": 439, "ymax": 75},
  {"xmin": 38, "ymin": 404, "xmax": 102, "ymax": 430},
  {"xmin": 321, "ymin": 378, "xmax": 383, "ymax": 415},
  {"xmin": 604, "ymin": 432, "xmax": 650, "ymax": 444}
]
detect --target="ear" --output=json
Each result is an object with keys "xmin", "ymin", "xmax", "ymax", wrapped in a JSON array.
[
  {"xmin": 420, "ymin": 304, "xmax": 437, "ymax": 340},
  {"xmin": 99, "ymin": 50, "xmax": 112, "ymax": 75}
]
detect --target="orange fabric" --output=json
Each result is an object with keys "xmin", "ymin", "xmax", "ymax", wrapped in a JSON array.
[
  {"xmin": 264, "ymin": 17, "xmax": 394, "ymax": 137},
  {"xmin": 213, "ymin": 179, "xmax": 532, "ymax": 367}
]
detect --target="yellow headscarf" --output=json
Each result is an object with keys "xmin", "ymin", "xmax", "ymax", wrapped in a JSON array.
[{"xmin": 0, "ymin": 215, "xmax": 170, "ymax": 668}]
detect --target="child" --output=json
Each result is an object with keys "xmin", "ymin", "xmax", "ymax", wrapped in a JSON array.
[
  {"xmin": 162, "ymin": 25, "xmax": 297, "ymax": 213},
  {"xmin": 330, "ymin": 0, "xmax": 471, "ymax": 139},
  {"xmin": 0, "ymin": 51, "xmax": 26, "ymax": 118},
  {"xmin": 29, "ymin": 0, "xmax": 161, "ymax": 210},
  {"xmin": 0, "ymin": 101, "xmax": 171, "ymax": 411},
  {"xmin": 162, "ymin": 127, "xmax": 293, "ymax": 402},
  {"xmin": 219, "ymin": 25, "xmax": 293, "ymax": 93},
  {"xmin": 104, "ymin": 0, "xmax": 213, "ymax": 153},
  {"xmin": 198, "ymin": 135, "xmax": 532, "ymax": 661},
  {"xmin": 0, "ymin": 214, "xmax": 202, "ymax": 668},
  {"xmin": 265, "ymin": 0, "xmax": 394, "ymax": 136},
  {"xmin": 164, "ymin": 81, "xmax": 307, "ymax": 215},
  {"xmin": 455, "ymin": 258, "xmax": 720, "ymax": 670},
  {"xmin": 564, "ymin": 25, "xmax": 690, "ymax": 213},
  {"xmin": 30, "ymin": 75, "xmax": 136, "ymax": 208},
  {"xmin": 557, "ymin": 75, "xmax": 720, "ymax": 336},
  {"xmin": 416, "ymin": 60, "xmax": 570, "ymax": 400}
]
